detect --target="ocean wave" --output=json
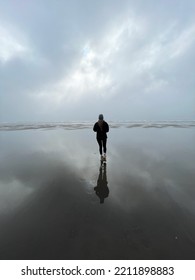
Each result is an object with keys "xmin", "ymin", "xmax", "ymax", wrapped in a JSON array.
[{"xmin": 0, "ymin": 121, "xmax": 195, "ymax": 131}]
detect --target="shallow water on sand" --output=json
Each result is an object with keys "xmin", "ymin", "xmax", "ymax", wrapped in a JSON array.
[{"xmin": 0, "ymin": 125, "xmax": 195, "ymax": 259}]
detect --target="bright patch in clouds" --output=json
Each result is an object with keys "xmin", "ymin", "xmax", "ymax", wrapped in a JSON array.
[
  {"xmin": 35, "ymin": 41, "xmax": 116, "ymax": 105},
  {"xmin": 34, "ymin": 17, "xmax": 143, "ymax": 106},
  {"xmin": 169, "ymin": 24, "xmax": 195, "ymax": 58},
  {"xmin": 0, "ymin": 24, "xmax": 28, "ymax": 63}
]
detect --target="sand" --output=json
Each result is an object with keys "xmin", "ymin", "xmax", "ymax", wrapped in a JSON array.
[{"xmin": 0, "ymin": 122, "xmax": 195, "ymax": 259}]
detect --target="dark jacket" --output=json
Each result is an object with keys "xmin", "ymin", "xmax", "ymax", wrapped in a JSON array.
[{"xmin": 93, "ymin": 120, "xmax": 109, "ymax": 139}]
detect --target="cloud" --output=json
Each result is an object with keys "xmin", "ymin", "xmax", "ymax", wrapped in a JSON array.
[
  {"xmin": 0, "ymin": 0, "xmax": 195, "ymax": 121},
  {"xmin": 0, "ymin": 25, "xmax": 27, "ymax": 63}
]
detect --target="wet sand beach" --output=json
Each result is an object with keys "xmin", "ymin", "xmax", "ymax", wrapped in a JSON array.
[{"xmin": 0, "ymin": 122, "xmax": 195, "ymax": 259}]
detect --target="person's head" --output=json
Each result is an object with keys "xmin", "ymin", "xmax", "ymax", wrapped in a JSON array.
[{"xmin": 98, "ymin": 114, "xmax": 104, "ymax": 121}]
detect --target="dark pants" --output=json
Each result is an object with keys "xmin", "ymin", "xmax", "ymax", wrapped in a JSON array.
[{"xmin": 97, "ymin": 138, "xmax": 107, "ymax": 155}]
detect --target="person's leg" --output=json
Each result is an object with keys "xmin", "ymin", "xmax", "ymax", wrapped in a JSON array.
[
  {"xmin": 103, "ymin": 138, "xmax": 107, "ymax": 154},
  {"xmin": 97, "ymin": 138, "xmax": 103, "ymax": 155}
]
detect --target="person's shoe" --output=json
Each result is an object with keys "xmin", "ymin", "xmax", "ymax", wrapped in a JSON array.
[
  {"xmin": 101, "ymin": 155, "xmax": 104, "ymax": 161},
  {"xmin": 103, "ymin": 154, "xmax": 106, "ymax": 161}
]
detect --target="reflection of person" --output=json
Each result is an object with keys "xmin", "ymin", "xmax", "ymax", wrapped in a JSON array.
[
  {"xmin": 94, "ymin": 163, "xmax": 109, "ymax": 204},
  {"xmin": 93, "ymin": 114, "xmax": 109, "ymax": 161}
]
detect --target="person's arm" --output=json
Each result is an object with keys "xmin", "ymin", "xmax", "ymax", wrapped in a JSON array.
[
  {"xmin": 105, "ymin": 122, "xmax": 109, "ymax": 133},
  {"xmin": 93, "ymin": 123, "xmax": 97, "ymax": 132}
]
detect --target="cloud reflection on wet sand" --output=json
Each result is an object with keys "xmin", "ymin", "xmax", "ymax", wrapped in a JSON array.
[{"xmin": 0, "ymin": 127, "xmax": 195, "ymax": 259}]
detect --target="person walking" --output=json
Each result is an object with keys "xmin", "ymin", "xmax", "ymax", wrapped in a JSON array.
[{"xmin": 93, "ymin": 114, "xmax": 109, "ymax": 161}]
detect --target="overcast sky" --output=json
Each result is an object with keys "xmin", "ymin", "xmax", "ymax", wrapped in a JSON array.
[{"xmin": 0, "ymin": 0, "xmax": 194, "ymax": 122}]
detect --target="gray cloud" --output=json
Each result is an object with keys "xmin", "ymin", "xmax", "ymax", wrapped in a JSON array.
[{"xmin": 0, "ymin": 0, "xmax": 194, "ymax": 121}]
